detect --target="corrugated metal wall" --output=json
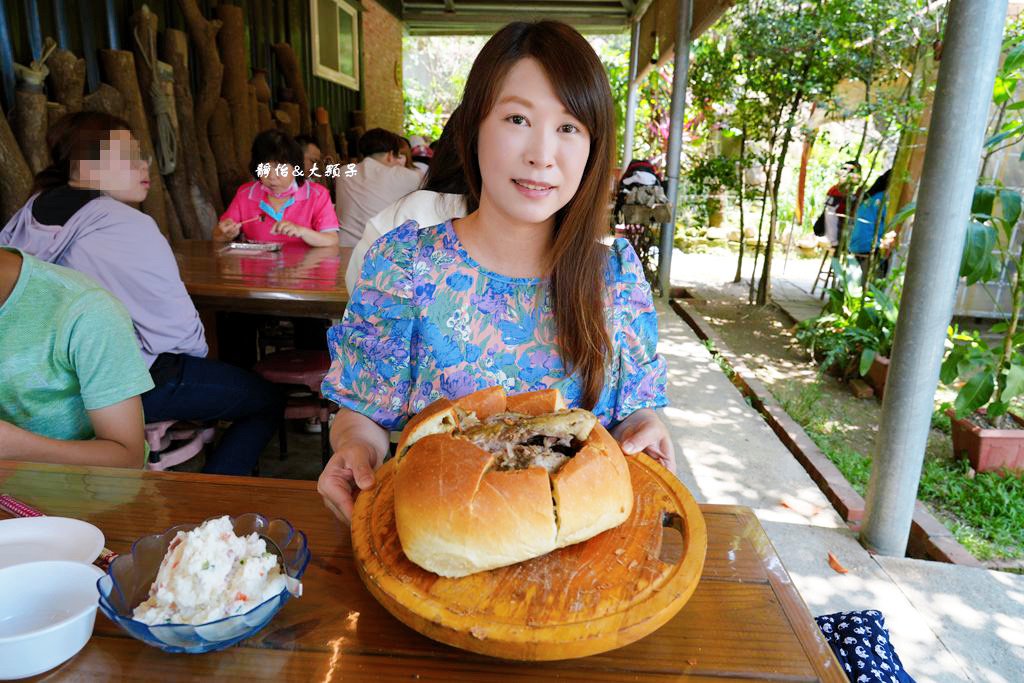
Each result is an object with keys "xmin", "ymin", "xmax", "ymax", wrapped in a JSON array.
[{"xmin": 0, "ymin": 0, "xmax": 362, "ymax": 138}]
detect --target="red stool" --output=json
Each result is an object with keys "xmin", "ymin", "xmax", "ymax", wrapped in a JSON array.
[{"xmin": 253, "ymin": 350, "xmax": 336, "ymax": 466}]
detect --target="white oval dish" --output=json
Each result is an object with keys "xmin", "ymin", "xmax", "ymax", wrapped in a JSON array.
[
  {"xmin": 0, "ymin": 517, "xmax": 104, "ymax": 569},
  {"xmin": 0, "ymin": 561, "xmax": 104, "ymax": 679}
]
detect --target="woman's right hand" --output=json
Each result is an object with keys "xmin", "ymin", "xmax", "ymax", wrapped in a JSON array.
[
  {"xmin": 213, "ymin": 218, "xmax": 241, "ymax": 241},
  {"xmin": 318, "ymin": 439, "xmax": 380, "ymax": 524}
]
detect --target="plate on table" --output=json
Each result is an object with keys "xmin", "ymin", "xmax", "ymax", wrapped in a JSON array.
[{"xmin": 0, "ymin": 517, "xmax": 104, "ymax": 569}]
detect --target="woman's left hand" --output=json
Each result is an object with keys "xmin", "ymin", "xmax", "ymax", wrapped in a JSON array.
[{"xmin": 612, "ymin": 408, "xmax": 676, "ymax": 473}]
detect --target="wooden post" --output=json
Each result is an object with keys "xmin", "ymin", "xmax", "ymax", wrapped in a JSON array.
[
  {"xmin": 131, "ymin": 6, "xmax": 196, "ymax": 242},
  {"xmin": 215, "ymin": 4, "xmax": 253, "ymax": 177},
  {"xmin": 46, "ymin": 101, "xmax": 67, "ymax": 129},
  {"xmin": 164, "ymin": 27, "xmax": 220, "ymax": 226},
  {"xmin": 0, "ymin": 103, "xmax": 33, "ymax": 224},
  {"xmin": 99, "ymin": 48, "xmax": 175, "ymax": 239},
  {"xmin": 177, "ymin": 0, "xmax": 223, "ymax": 216},
  {"xmin": 272, "ymin": 43, "xmax": 310, "ymax": 134},
  {"xmin": 13, "ymin": 88, "xmax": 50, "ymax": 174},
  {"xmin": 47, "ymin": 48, "xmax": 85, "ymax": 113},
  {"xmin": 210, "ymin": 97, "xmax": 248, "ymax": 203},
  {"xmin": 81, "ymin": 83, "xmax": 124, "ymax": 116}
]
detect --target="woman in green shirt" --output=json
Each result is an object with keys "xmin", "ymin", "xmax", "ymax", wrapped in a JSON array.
[{"xmin": 0, "ymin": 248, "xmax": 154, "ymax": 467}]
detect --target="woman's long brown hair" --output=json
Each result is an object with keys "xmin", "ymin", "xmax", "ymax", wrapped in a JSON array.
[{"xmin": 439, "ymin": 21, "xmax": 615, "ymax": 408}]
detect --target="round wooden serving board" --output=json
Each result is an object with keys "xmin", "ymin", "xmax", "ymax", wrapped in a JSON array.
[{"xmin": 351, "ymin": 453, "xmax": 707, "ymax": 661}]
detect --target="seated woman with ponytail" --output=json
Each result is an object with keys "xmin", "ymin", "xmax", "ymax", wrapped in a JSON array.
[
  {"xmin": 0, "ymin": 112, "xmax": 283, "ymax": 476},
  {"xmin": 318, "ymin": 21, "xmax": 673, "ymax": 523}
]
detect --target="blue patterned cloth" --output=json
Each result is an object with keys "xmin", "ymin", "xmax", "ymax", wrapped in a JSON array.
[
  {"xmin": 816, "ymin": 610, "xmax": 915, "ymax": 683},
  {"xmin": 322, "ymin": 219, "xmax": 668, "ymax": 431}
]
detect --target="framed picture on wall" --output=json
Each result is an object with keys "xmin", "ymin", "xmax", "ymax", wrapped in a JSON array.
[{"xmin": 311, "ymin": 0, "xmax": 360, "ymax": 90}]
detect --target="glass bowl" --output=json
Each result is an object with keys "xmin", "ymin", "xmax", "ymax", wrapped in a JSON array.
[{"xmin": 96, "ymin": 513, "xmax": 310, "ymax": 654}]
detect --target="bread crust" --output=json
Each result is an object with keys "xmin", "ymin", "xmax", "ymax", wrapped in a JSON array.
[{"xmin": 393, "ymin": 387, "xmax": 633, "ymax": 577}]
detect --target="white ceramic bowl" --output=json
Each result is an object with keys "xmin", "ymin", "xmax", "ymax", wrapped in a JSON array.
[{"xmin": 0, "ymin": 561, "xmax": 104, "ymax": 680}]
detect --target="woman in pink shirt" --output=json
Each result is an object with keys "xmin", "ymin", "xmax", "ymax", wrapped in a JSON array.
[{"xmin": 214, "ymin": 130, "xmax": 340, "ymax": 247}]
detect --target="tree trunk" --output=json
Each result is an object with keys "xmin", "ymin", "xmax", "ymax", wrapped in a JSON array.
[
  {"xmin": 132, "ymin": 7, "xmax": 191, "ymax": 242},
  {"xmin": 757, "ymin": 99, "xmax": 802, "ymax": 307},
  {"xmin": 13, "ymin": 89, "xmax": 50, "ymax": 175},
  {"xmin": 46, "ymin": 102, "xmax": 67, "ymax": 129},
  {"xmin": 210, "ymin": 97, "xmax": 248, "ymax": 203},
  {"xmin": 733, "ymin": 129, "xmax": 747, "ymax": 283},
  {"xmin": 272, "ymin": 43, "xmax": 311, "ymax": 134},
  {"xmin": 99, "ymin": 48, "xmax": 176, "ymax": 240},
  {"xmin": 177, "ymin": 0, "xmax": 223, "ymax": 214},
  {"xmin": 215, "ymin": 4, "xmax": 253, "ymax": 177},
  {"xmin": 278, "ymin": 102, "xmax": 301, "ymax": 137},
  {"xmin": 47, "ymin": 48, "xmax": 85, "ymax": 113},
  {"xmin": 164, "ymin": 28, "xmax": 221, "ymax": 225},
  {"xmin": 82, "ymin": 83, "xmax": 124, "ymax": 115},
  {"xmin": 0, "ymin": 105, "xmax": 33, "ymax": 224}
]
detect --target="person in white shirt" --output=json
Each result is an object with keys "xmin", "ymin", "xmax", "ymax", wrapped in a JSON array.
[
  {"xmin": 344, "ymin": 121, "xmax": 470, "ymax": 292},
  {"xmin": 334, "ymin": 128, "xmax": 423, "ymax": 247},
  {"xmin": 345, "ymin": 190, "xmax": 467, "ymax": 293}
]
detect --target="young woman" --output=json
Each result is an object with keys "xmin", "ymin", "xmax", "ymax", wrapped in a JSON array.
[
  {"xmin": 0, "ymin": 247, "xmax": 152, "ymax": 468},
  {"xmin": 318, "ymin": 21, "xmax": 673, "ymax": 522},
  {"xmin": 0, "ymin": 112, "xmax": 283, "ymax": 476},
  {"xmin": 215, "ymin": 130, "xmax": 340, "ymax": 247}
]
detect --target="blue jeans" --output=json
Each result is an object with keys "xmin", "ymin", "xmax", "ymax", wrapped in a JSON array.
[{"xmin": 141, "ymin": 354, "xmax": 284, "ymax": 475}]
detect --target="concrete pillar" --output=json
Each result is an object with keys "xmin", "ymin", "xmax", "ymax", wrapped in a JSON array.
[
  {"xmin": 657, "ymin": 0, "xmax": 693, "ymax": 298},
  {"xmin": 860, "ymin": 0, "xmax": 1008, "ymax": 556}
]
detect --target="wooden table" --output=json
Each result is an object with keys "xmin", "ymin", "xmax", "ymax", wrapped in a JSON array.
[
  {"xmin": 172, "ymin": 241, "xmax": 352, "ymax": 319},
  {"xmin": 0, "ymin": 462, "xmax": 845, "ymax": 681}
]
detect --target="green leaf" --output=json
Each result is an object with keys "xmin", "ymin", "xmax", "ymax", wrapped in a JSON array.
[
  {"xmin": 985, "ymin": 122, "xmax": 1024, "ymax": 149},
  {"xmin": 955, "ymin": 371, "xmax": 994, "ymax": 419},
  {"xmin": 859, "ymin": 348, "xmax": 876, "ymax": 377},
  {"xmin": 972, "ymin": 185, "xmax": 996, "ymax": 217},
  {"xmin": 941, "ymin": 347, "xmax": 965, "ymax": 385},
  {"xmin": 1007, "ymin": 100, "xmax": 1024, "ymax": 110},
  {"xmin": 960, "ymin": 221, "xmax": 999, "ymax": 285},
  {"xmin": 988, "ymin": 400, "xmax": 1010, "ymax": 418},
  {"xmin": 1001, "ymin": 363, "xmax": 1024, "ymax": 403},
  {"xmin": 887, "ymin": 201, "xmax": 916, "ymax": 229},
  {"xmin": 1004, "ymin": 42, "xmax": 1024, "ymax": 73},
  {"xmin": 991, "ymin": 322, "xmax": 1010, "ymax": 334},
  {"xmin": 999, "ymin": 188, "xmax": 1022, "ymax": 232}
]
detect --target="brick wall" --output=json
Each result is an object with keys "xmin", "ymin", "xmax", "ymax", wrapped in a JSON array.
[{"xmin": 361, "ymin": 0, "xmax": 404, "ymax": 134}]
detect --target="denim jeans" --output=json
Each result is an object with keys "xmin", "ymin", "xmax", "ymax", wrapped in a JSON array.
[{"xmin": 141, "ymin": 354, "xmax": 284, "ymax": 475}]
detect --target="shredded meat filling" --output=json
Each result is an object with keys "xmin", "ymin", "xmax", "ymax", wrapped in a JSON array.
[{"xmin": 454, "ymin": 409, "xmax": 596, "ymax": 474}]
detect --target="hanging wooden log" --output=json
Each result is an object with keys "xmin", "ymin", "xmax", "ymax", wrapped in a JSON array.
[
  {"xmin": 246, "ymin": 83, "xmax": 259, "ymax": 140},
  {"xmin": 215, "ymin": 4, "xmax": 253, "ymax": 177},
  {"xmin": 13, "ymin": 89, "xmax": 51, "ymax": 174},
  {"xmin": 272, "ymin": 43, "xmax": 310, "ymax": 134},
  {"xmin": 256, "ymin": 102, "xmax": 272, "ymax": 133},
  {"xmin": 131, "ymin": 6, "xmax": 191, "ymax": 242},
  {"xmin": 47, "ymin": 49, "xmax": 85, "ymax": 113},
  {"xmin": 250, "ymin": 69, "xmax": 271, "ymax": 104},
  {"xmin": 314, "ymin": 106, "xmax": 338, "ymax": 162},
  {"xmin": 177, "ymin": 0, "xmax": 223, "ymax": 219},
  {"xmin": 0, "ymin": 105, "xmax": 34, "ymax": 224},
  {"xmin": 81, "ymin": 83, "xmax": 124, "ymax": 115},
  {"xmin": 47, "ymin": 101, "xmax": 67, "ymax": 129},
  {"xmin": 210, "ymin": 97, "xmax": 247, "ymax": 205},
  {"xmin": 99, "ymin": 48, "xmax": 172, "ymax": 238},
  {"xmin": 278, "ymin": 102, "xmax": 301, "ymax": 137},
  {"xmin": 164, "ymin": 27, "xmax": 221, "ymax": 223}
]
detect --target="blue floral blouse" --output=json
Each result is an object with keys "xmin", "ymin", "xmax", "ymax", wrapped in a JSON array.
[{"xmin": 322, "ymin": 219, "xmax": 667, "ymax": 430}]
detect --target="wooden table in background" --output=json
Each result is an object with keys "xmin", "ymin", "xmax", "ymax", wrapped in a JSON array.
[
  {"xmin": 172, "ymin": 241, "xmax": 351, "ymax": 319},
  {"xmin": 0, "ymin": 462, "xmax": 845, "ymax": 681}
]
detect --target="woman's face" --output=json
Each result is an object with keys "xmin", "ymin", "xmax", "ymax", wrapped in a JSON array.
[
  {"xmin": 476, "ymin": 58, "xmax": 591, "ymax": 228},
  {"xmin": 76, "ymin": 129, "xmax": 151, "ymax": 203},
  {"xmin": 261, "ymin": 161, "xmax": 296, "ymax": 194}
]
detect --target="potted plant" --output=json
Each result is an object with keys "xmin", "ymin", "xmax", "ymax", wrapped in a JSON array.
[
  {"xmin": 942, "ymin": 182, "xmax": 1024, "ymax": 472},
  {"xmin": 796, "ymin": 262, "xmax": 900, "ymax": 391}
]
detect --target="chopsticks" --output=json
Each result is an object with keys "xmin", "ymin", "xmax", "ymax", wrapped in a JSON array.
[{"xmin": 0, "ymin": 493, "xmax": 118, "ymax": 570}]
